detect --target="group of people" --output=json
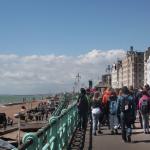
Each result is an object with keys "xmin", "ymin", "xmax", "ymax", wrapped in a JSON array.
[
  {"xmin": 77, "ymin": 84, "xmax": 150, "ymax": 143},
  {"xmin": 19, "ymin": 102, "xmax": 52, "ymax": 122}
]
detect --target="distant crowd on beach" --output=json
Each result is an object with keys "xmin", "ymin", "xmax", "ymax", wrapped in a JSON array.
[
  {"xmin": 77, "ymin": 84, "xmax": 150, "ymax": 143},
  {"xmin": 19, "ymin": 100, "xmax": 58, "ymax": 122},
  {"xmin": 0, "ymin": 100, "xmax": 57, "ymax": 130}
]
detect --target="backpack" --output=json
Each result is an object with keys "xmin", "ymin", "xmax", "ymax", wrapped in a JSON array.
[
  {"xmin": 121, "ymin": 96, "xmax": 131, "ymax": 113},
  {"xmin": 140, "ymin": 100, "xmax": 149, "ymax": 114},
  {"xmin": 109, "ymin": 100, "xmax": 117, "ymax": 115}
]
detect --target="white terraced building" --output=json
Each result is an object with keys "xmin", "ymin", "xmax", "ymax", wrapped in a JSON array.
[
  {"xmin": 111, "ymin": 47, "xmax": 144, "ymax": 89},
  {"xmin": 111, "ymin": 63, "xmax": 118, "ymax": 88},
  {"xmin": 147, "ymin": 56, "xmax": 150, "ymax": 85},
  {"xmin": 144, "ymin": 47, "xmax": 150, "ymax": 85}
]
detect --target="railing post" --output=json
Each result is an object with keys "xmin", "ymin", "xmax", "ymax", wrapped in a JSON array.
[
  {"xmin": 49, "ymin": 116, "xmax": 58, "ymax": 150},
  {"xmin": 37, "ymin": 128, "xmax": 45, "ymax": 150},
  {"xmin": 61, "ymin": 109, "xmax": 68, "ymax": 148}
]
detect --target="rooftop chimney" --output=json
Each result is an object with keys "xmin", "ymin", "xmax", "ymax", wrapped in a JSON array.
[{"xmin": 130, "ymin": 46, "xmax": 133, "ymax": 51}]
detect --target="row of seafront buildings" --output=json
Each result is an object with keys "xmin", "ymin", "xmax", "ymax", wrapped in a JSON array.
[{"xmin": 102, "ymin": 46, "xmax": 150, "ymax": 89}]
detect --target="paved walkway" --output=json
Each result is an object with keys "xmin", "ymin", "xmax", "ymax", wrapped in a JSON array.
[{"xmin": 84, "ymin": 122, "xmax": 150, "ymax": 150}]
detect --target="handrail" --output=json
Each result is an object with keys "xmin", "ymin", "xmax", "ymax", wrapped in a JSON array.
[
  {"xmin": 51, "ymin": 94, "xmax": 68, "ymax": 116},
  {"xmin": 52, "ymin": 93, "xmax": 77, "ymax": 116}
]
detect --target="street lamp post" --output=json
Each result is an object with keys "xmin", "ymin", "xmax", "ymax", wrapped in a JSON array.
[
  {"xmin": 18, "ymin": 114, "xmax": 21, "ymax": 147},
  {"xmin": 14, "ymin": 113, "xmax": 21, "ymax": 148},
  {"xmin": 76, "ymin": 73, "xmax": 81, "ymax": 93}
]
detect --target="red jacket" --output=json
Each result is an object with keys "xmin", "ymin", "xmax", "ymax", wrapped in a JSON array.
[{"xmin": 102, "ymin": 90, "xmax": 111, "ymax": 105}]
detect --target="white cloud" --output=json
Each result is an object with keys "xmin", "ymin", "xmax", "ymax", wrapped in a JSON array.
[{"xmin": 0, "ymin": 49, "xmax": 125, "ymax": 94}]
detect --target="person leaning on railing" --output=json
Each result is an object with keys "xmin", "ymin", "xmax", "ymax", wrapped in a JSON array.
[{"xmin": 77, "ymin": 88, "xmax": 89, "ymax": 131}]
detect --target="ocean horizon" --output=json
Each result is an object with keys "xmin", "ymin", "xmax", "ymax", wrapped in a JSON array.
[{"xmin": 0, "ymin": 94, "xmax": 49, "ymax": 105}]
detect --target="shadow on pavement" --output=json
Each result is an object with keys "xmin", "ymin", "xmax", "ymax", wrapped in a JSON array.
[
  {"xmin": 67, "ymin": 128, "xmax": 86, "ymax": 150},
  {"xmin": 88, "ymin": 121, "xmax": 92, "ymax": 150},
  {"xmin": 67, "ymin": 121, "xmax": 93, "ymax": 150},
  {"xmin": 132, "ymin": 131, "xmax": 144, "ymax": 135}
]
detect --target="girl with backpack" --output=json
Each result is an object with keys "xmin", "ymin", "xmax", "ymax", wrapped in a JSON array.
[
  {"xmin": 108, "ymin": 90, "xmax": 118, "ymax": 135},
  {"xmin": 138, "ymin": 90, "xmax": 150, "ymax": 134}
]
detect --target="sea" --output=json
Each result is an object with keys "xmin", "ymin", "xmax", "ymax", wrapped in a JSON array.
[{"xmin": 0, "ymin": 95, "xmax": 49, "ymax": 105}]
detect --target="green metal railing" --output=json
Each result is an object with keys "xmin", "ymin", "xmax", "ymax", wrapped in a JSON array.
[
  {"xmin": 13, "ymin": 95, "xmax": 79, "ymax": 150},
  {"xmin": 51, "ymin": 94, "xmax": 69, "ymax": 116},
  {"xmin": 52, "ymin": 93, "xmax": 78, "ymax": 116}
]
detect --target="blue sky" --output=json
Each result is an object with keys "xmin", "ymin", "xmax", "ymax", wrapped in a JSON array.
[
  {"xmin": 0, "ymin": 0, "xmax": 150, "ymax": 56},
  {"xmin": 0, "ymin": 0, "xmax": 149, "ymax": 94}
]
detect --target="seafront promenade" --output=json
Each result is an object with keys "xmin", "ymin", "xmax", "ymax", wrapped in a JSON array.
[
  {"xmin": 1, "ymin": 94, "xmax": 150, "ymax": 150},
  {"xmin": 83, "ymin": 121, "xmax": 150, "ymax": 150},
  {"xmin": 67, "ymin": 115, "xmax": 150, "ymax": 150}
]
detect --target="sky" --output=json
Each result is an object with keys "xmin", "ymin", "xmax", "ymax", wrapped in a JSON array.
[{"xmin": 0, "ymin": 0, "xmax": 149, "ymax": 94}]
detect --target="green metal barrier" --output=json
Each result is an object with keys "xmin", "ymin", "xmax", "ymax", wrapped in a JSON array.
[
  {"xmin": 51, "ymin": 94, "xmax": 69, "ymax": 116},
  {"xmin": 14, "ymin": 97, "xmax": 79, "ymax": 150},
  {"xmin": 52, "ymin": 93, "xmax": 78, "ymax": 117}
]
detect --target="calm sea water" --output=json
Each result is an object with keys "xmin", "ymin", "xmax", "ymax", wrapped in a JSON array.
[{"xmin": 0, "ymin": 95, "xmax": 47, "ymax": 105}]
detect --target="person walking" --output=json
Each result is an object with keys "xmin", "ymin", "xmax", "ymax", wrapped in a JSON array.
[
  {"xmin": 91, "ymin": 91, "xmax": 102, "ymax": 135},
  {"xmin": 102, "ymin": 87, "xmax": 111, "ymax": 128},
  {"xmin": 129, "ymin": 85, "xmax": 138, "ymax": 129},
  {"xmin": 135, "ymin": 86, "xmax": 143, "ymax": 128},
  {"xmin": 138, "ymin": 90, "xmax": 150, "ymax": 134},
  {"xmin": 108, "ymin": 90, "xmax": 118, "ymax": 135},
  {"xmin": 117, "ymin": 86, "xmax": 135, "ymax": 143}
]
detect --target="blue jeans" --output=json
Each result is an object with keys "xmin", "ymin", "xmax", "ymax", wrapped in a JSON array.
[
  {"xmin": 141, "ymin": 113, "xmax": 149, "ymax": 132},
  {"xmin": 120, "ymin": 113, "xmax": 132, "ymax": 141},
  {"xmin": 92, "ymin": 112, "xmax": 100, "ymax": 134},
  {"xmin": 109, "ymin": 114, "xmax": 118, "ymax": 130}
]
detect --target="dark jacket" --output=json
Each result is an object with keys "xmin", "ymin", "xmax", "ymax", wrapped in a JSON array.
[
  {"xmin": 77, "ymin": 94, "xmax": 89, "ymax": 114},
  {"xmin": 117, "ymin": 94, "xmax": 136, "ymax": 120},
  {"xmin": 91, "ymin": 99, "xmax": 101, "ymax": 108}
]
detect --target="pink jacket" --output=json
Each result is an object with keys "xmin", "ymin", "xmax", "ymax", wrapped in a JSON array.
[{"xmin": 138, "ymin": 95, "xmax": 150, "ymax": 109}]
